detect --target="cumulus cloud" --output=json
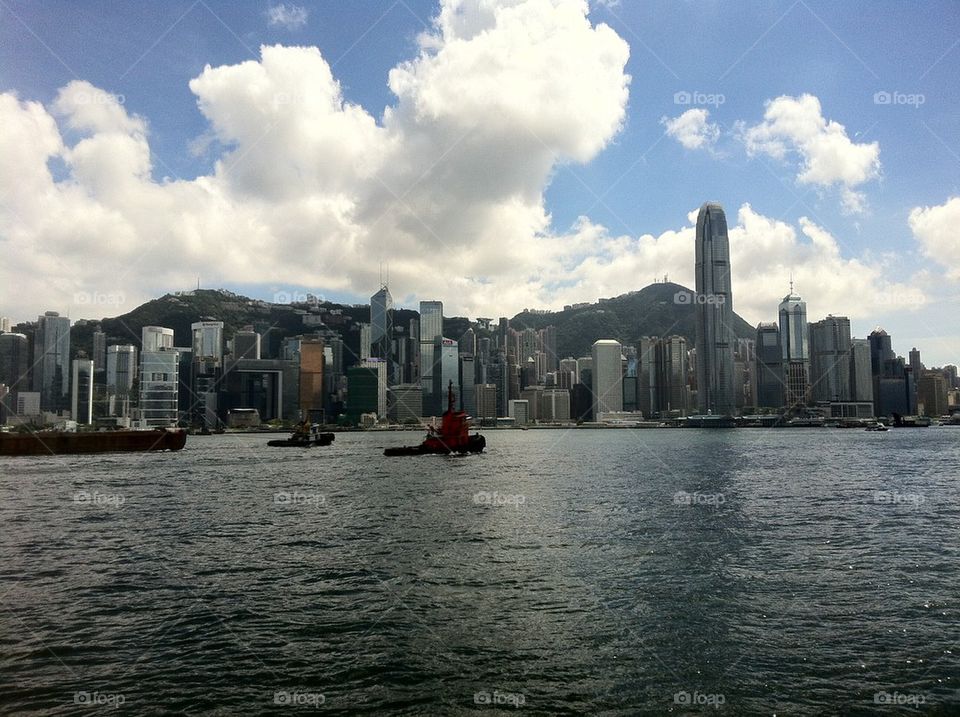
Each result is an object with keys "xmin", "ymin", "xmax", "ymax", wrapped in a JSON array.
[
  {"xmin": 661, "ymin": 108, "xmax": 719, "ymax": 150},
  {"xmin": 266, "ymin": 4, "xmax": 308, "ymax": 30},
  {"xmin": 909, "ymin": 196, "xmax": 960, "ymax": 280},
  {"xmin": 0, "ymin": 1, "xmax": 919, "ymax": 329},
  {"xmin": 741, "ymin": 93, "xmax": 880, "ymax": 214}
]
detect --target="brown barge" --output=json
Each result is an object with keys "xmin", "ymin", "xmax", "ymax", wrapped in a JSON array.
[{"xmin": 0, "ymin": 428, "xmax": 187, "ymax": 456}]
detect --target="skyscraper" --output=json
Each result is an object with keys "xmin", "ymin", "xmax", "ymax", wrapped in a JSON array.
[
  {"xmin": 694, "ymin": 202, "xmax": 735, "ymax": 415},
  {"xmin": 33, "ymin": 311, "xmax": 71, "ymax": 412},
  {"xmin": 418, "ymin": 301, "xmax": 443, "ymax": 414},
  {"xmin": 71, "ymin": 359, "xmax": 94, "ymax": 424},
  {"xmin": 0, "ymin": 332, "xmax": 30, "ymax": 422},
  {"xmin": 591, "ymin": 339, "xmax": 623, "ymax": 418},
  {"xmin": 370, "ymin": 285, "xmax": 394, "ymax": 373},
  {"xmin": 808, "ymin": 316, "xmax": 852, "ymax": 402},
  {"xmin": 92, "ymin": 329, "xmax": 106, "ymax": 383},
  {"xmin": 778, "ymin": 286, "xmax": 809, "ymax": 411},
  {"xmin": 140, "ymin": 326, "xmax": 179, "ymax": 428},
  {"xmin": 849, "ymin": 338, "xmax": 874, "ymax": 406},
  {"xmin": 754, "ymin": 323, "xmax": 783, "ymax": 409}
]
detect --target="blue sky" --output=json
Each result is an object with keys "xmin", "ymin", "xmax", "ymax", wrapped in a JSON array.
[{"xmin": 1, "ymin": 1, "xmax": 959, "ymax": 363}]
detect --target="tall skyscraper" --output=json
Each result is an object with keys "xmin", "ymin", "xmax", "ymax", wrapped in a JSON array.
[
  {"xmin": 233, "ymin": 329, "xmax": 261, "ymax": 360},
  {"xmin": 808, "ymin": 316, "xmax": 852, "ymax": 402},
  {"xmin": 778, "ymin": 285, "xmax": 809, "ymax": 410},
  {"xmin": 106, "ymin": 344, "xmax": 137, "ymax": 418},
  {"xmin": 33, "ymin": 311, "xmax": 71, "ymax": 412},
  {"xmin": 92, "ymin": 329, "xmax": 106, "ymax": 383},
  {"xmin": 754, "ymin": 323, "xmax": 783, "ymax": 409},
  {"xmin": 370, "ymin": 285, "xmax": 394, "ymax": 373},
  {"xmin": 591, "ymin": 339, "xmax": 623, "ymax": 418},
  {"xmin": 0, "ymin": 332, "xmax": 30, "ymax": 422},
  {"xmin": 191, "ymin": 321, "xmax": 224, "ymax": 427},
  {"xmin": 849, "ymin": 338, "xmax": 874, "ymax": 406},
  {"xmin": 71, "ymin": 359, "xmax": 94, "ymax": 424},
  {"xmin": 418, "ymin": 301, "xmax": 443, "ymax": 414},
  {"xmin": 694, "ymin": 202, "xmax": 735, "ymax": 415}
]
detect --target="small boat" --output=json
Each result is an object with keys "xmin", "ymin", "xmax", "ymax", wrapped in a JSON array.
[
  {"xmin": 385, "ymin": 381, "xmax": 486, "ymax": 456},
  {"xmin": 268, "ymin": 422, "xmax": 335, "ymax": 448},
  {"xmin": 0, "ymin": 428, "xmax": 186, "ymax": 456},
  {"xmin": 865, "ymin": 422, "xmax": 888, "ymax": 432}
]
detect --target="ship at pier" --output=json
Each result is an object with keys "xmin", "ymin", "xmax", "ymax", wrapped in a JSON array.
[{"xmin": 384, "ymin": 381, "xmax": 485, "ymax": 456}]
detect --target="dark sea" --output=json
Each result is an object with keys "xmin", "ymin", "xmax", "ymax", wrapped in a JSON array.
[{"xmin": 1, "ymin": 428, "xmax": 959, "ymax": 716}]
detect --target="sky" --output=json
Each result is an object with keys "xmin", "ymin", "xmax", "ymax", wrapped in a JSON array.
[{"xmin": 1, "ymin": 0, "xmax": 958, "ymax": 364}]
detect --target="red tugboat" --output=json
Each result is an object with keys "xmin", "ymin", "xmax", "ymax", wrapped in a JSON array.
[{"xmin": 384, "ymin": 381, "xmax": 486, "ymax": 456}]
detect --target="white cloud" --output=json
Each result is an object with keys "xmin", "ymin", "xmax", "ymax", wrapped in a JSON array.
[
  {"xmin": 266, "ymin": 4, "xmax": 308, "ymax": 31},
  {"xmin": 741, "ymin": 93, "xmax": 880, "ymax": 213},
  {"xmin": 661, "ymin": 108, "xmax": 719, "ymax": 150},
  {"xmin": 909, "ymin": 196, "xmax": 960, "ymax": 280},
  {"xmin": 0, "ymin": 3, "xmax": 919, "ymax": 330}
]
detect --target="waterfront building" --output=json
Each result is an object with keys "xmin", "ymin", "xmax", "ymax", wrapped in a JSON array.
[
  {"xmin": 360, "ymin": 358, "xmax": 388, "ymax": 418},
  {"xmin": 388, "ymin": 383, "xmax": 422, "ymax": 422},
  {"xmin": 71, "ymin": 359, "xmax": 94, "ymax": 424},
  {"xmin": 139, "ymin": 327, "xmax": 180, "ymax": 428},
  {"xmin": 419, "ymin": 301, "xmax": 443, "ymax": 415},
  {"xmin": 370, "ymin": 285, "xmax": 394, "ymax": 375},
  {"xmin": 475, "ymin": 383, "xmax": 498, "ymax": 420},
  {"xmin": 508, "ymin": 399, "xmax": 530, "ymax": 425},
  {"xmin": 808, "ymin": 316, "xmax": 852, "ymax": 402},
  {"xmin": 694, "ymin": 202, "xmax": 735, "ymax": 415},
  {"xmin": 778, "ymin": 285, "xmax": 809, "ymax": 411},
  {"xmin": 0, "ymin": 332, "xmax": 29, "ymax": 422},
  {"xmin": 754, "ymin": 323, "xmax": 783, "ymax": 409},
  {"xmin": 592, "ymin": 340, "xmax": 623, "ymax": 417},
  {"xmin": 33, "ymin": 311, "xmax": 71, "ymax": 412}
]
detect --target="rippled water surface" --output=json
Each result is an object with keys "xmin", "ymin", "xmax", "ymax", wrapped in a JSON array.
[{"xmin": 2, "ymin": 428, "xmax": 960, "ymax": 715}]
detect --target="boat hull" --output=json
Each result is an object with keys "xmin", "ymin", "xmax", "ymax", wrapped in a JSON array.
[
  {"xmin": 267, "ymin": 433, "xmax": 335, "ymax": 448},
  {"xmin": 0, "ymin": 429, "xmax": 187, "ymax": 456},
  {"xmin": 384, "ymin": 434, "xmax": 485, "ymax": 457}
]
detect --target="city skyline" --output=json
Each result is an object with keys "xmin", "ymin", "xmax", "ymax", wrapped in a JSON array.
[{"xmin": 1, "ymin": 1, "xmax": 958, "ymax": 365}]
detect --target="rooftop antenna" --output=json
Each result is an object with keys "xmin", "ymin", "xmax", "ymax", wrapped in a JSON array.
[
  {"xmin": 789, "ymin": 272, "xmax": 794, "ymax": 294},
  {"xmin": 197, "ymin": 276, "xmax": 200, "ymax": 290}
]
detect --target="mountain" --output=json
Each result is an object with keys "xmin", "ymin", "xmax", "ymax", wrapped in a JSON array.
[
  {"xmin": 507, "ymin": 282, "xmax": 755, "ymax": 359},
  {"xmin": 66, "ymin": 283, "xmax": 756, "ymax": 362}
]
